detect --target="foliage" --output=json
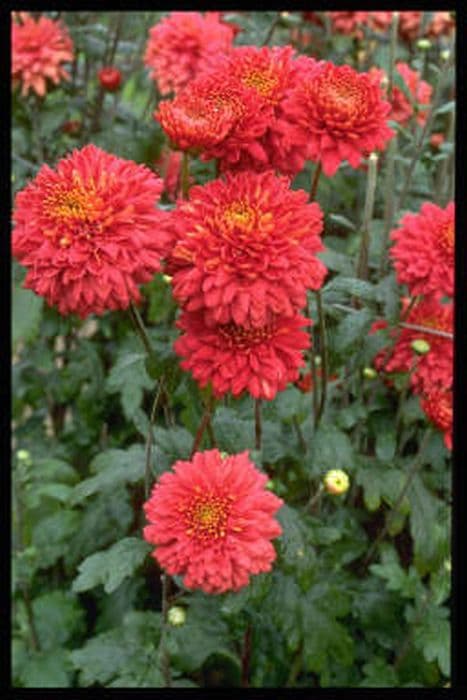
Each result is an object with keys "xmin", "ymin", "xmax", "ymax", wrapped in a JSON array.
[{"xmin": 11, "ymin": 10, "xmax": 453, "ymax": 689}]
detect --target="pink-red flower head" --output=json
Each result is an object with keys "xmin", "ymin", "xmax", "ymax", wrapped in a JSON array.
[
  {"xmin": 374, "ymin": 296, "xmax": 453, "ymax": 395},
  {"xmin": 420, "ymin": 388, "xmax": 453, "ymax": 450},
  {"xmin": 174, "ymin": 310, "xmax": 310, "ymax": 401},
  {"xmin": 282, "ymin": 62, "xmax": 394, "ymax": 176},
  {"xmin": 167, "ymin": 170, "xmax": 326, "ymax": 328},
  {"xmin": 390, "ymin": 201, "xmax": 454, "ymax": 297},
  {"xmin": 11, "ymin": 12, "xmax": 74, "ymax": 97},
  {"xmin": 144, "ymin": 12, "xmax": 235, "ymax": 96},
  {"xmin": 12, "ymin": 144, "xmax": 171, "ymax": 318},
  {"xmin": 143, "ymin": 449, "xmax": 283, "ymax": 594}
]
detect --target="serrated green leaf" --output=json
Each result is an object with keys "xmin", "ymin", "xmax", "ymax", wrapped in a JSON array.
[
  {"xmin": 12, "ymin": 285, "xmax": 43, "ymax": 349},
  {"xmin": 19, "ymin": 648, "xmax": 72, "ymax": 688},
  {"xmin": 33, "ymin": 590, "xmax": 85, "ymax": 650},
  {"xmin": 410, "ymin": 603, "xmax": 450, "ymax": 676},
  {"xmin": 308, "ymin": 424, "xmax": 354, "ymax": 475},
  {"xmin": 333, "ymin": 308, "xmax": 373, "ymax": 353},
  {"xmin": 106, "ymin": 350, "xmax": 153, "ymax": 419},
  {"xmin": 370, "ymin": 548, "xmax": 421, "ymax": 598},
  {"xmin": 73, "ymin": 537, "xmax": 151, "ymax": 594},
  {"xmin": 361, "ymin": 657, "xmax": 398, "ymax": 687}
]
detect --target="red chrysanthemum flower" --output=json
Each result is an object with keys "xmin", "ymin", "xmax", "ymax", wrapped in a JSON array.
[
  {"xmin": 167, "ymin": 170, "xmax": 326, "ymax": 328},
  {"xmin": 420, "ymin": 388, "xmax": 453, "ymax": 450},
  {"xmin": 374, "ymin": 296, "xmax": 453, "ymax": 395},
  {"xmin": 367, "ymin": 12, "xmax": 394, "ymax": 33},
  {"xmin": 11, "ymin": 12, "xmax": 74, "ymax": 97},
  {"xmin": 155, "ymin": 73, "xmax": 267, "ymax": 156},
  {"xmin": 368, "ymin": 63, "xmax": 432, "ymax": 127},
  {"xmin": 426, "ymin": 12, "xmax": 455, "ymax": 38},
  {"xmin": 329, "ymin": 12, "xmax": 369, "ymax": 38},
  {"xmin": 143, "ymin": 449, "xmax": 283, "ymax": 594},
  {"xmin": 398, "ymin": 11, "xmax": 422, "ymax": 41},
  {"xmin": 430, "ymin": 132, "xmax": 445, "ymax": 149},
  {"xmin": 390, "ymin": 201, "xmax": 454, "ymax": 297},
  {"xmin": 12, "ymin": 144, "xmax": 171, "ymax": 318},
  {"xmin": 205, "ymin": 46, "xmax": 316, "ymax": 175},
  {"xmin": 154, "ymin": 148, "xmax": 184, "ymax": 201},
  {"xmin": 144, "ymin": 12, "xmax": 235, "ymax": 96},
  {"xmin": 282, "ymin": 62, "xmax": 394, "ymax": 176},
  {"xmin": 174, "ymin": 309, "xmax": 310, "ymax": 400}
]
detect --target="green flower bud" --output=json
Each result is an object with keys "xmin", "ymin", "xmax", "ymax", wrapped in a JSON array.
[
  {"xmin": 362, "ymin": 367, "xmax": 377, "ymax": 380},
  {"xmin": 417, "ymin": 38, "xmax": 432, "ymax": 50},
  {"xmin": 314, "ymin": 355, "xmax": 322, "ymax": 367},
  {"xmin": 411, "ymin": 338, "xmax": 431, "ymax": 355},
  {"xmin": 220, "ymin": 451, "xmax": 229, "ymax": 460},
  {"xmin": 16, "ymin": 449, "xmax": 32, "ymax": 464},
  {"xmin": 444, "ymin": 558, "xmax": 451, "ymax": 573},
  {"xmin": 162, "ymin": 274, "xmax": 172, "ymax": 284},
  {"xmin": 266, "ymin": 480, "xmax": 275, "ymax": 491},
  {"xmin": 324, "ymin": 469, "xmax": 350, "ymax": 495},
  {"xmin": 441, "ymin": 49, "xmax": 450, "ymax": 62},
  {"xmin": 168, "ymin": 606, "xmax": 186, "ymax": 627}
]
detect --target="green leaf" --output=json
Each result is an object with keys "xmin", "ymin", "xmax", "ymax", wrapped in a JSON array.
[
  {"xmin": 33, "ymin": 590, "xmax": 85, "ymax": 650},
  {"xmin": 369, "ymin": 547, "xmax": 421, "ymax": 599},
  {"xmin": 211, "ymin": 406, "xmax": 252, "ymax": 454},
  {"xmin": 361, "ymin": 657, "xmax": 398, "ymax": 687},
  {"xmin": 169, "ymin": 595, "xmax": 232, "ymax": 672},
  {"xmin": 19, "ymin": 648, "xmax": 72, "ymax": 688},
  {"xmin": 318, "ymin": 248, "xmax": 354, "ymax": 274},
  {"xmin": 327, "ymin": 213, "xmax": 356, "ymax": 231},
  {"xmin": 152, "ymin": 424, "xmax": 194, "ymax": 474},
  {"xmin": 333, "ymin": 308, "xmax": 373, "ymax": 354},
  {"xmin": 410, "ymin": 602, "xmax": 450, "ymax": 676},
  {"xmin": 106, "ymin": 350, "xmax": 153, "ymax": 419},
  {"xmin": 70, "ymin": 444, "xmax": 146, "ymax": 504},
  {"xmin": 32, "ymin": 510, "xmax": 82, "ymax": 569},
  {"xmin": 408, "ymin": 475, "xmax": 449, "ymax": 575},
  {"xmin": 307, "ymin": 424, "xmax": 354, "ymax": 475},
  {"xmin": 323, "ymin": 276, "xmax": 376, "ymax": 305},
  {"xmin": 276, "ymin": 505, "xmax": 316, "ymax": 583},
  {"xmin": 73, "ymin": 537, "xmax": 151, "ymax": 594},
  {"xmin": 12, "ymin": 285, "xmax": 43, "ymax": 349},
  {"xmin": 70, "ymin": 611, "xmax": 162, "ymax": 687}
]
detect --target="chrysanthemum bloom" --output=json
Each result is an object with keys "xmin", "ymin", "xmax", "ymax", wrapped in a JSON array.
[
  {"xmin": 174, "ymin": 309, "xmax": 310, "ymax": 400},
  {"xmin": 373, "ymin": 296, "xmax": 453, "ymax": 395},
  {"xmin": 390, "ymin": 201, "xmax": 454, "ymax": 297},
  {"xmin": 154, "ymin": 148, "xmax": 183, "ymax": 201},
  {"xmin": 420, "ymin": 388, "xmax": 453, "ymax": 450},
  {"xmin": 155, "ymin": 74, "xmax": 267, "ymax": 156},
  {"xmin": 12, "ymin": 144, "xmax": 171, "ymax": 318},
  {"xmin": 143, "ymin": 449, "xmax": 283, "ymax": 594},
  {"xmin": 144, "ymin": 12, "xmax": 235, "ymax": 96},
  {"xmin": 426, "ymin": 12, "xmax": 455, "ymax": 38},
  {"xmin": 430, "ymin": 132, "xmax": 445, "ymax": 149},
  {"xmin": 366, "ymin": 12, "xmax": 393, "ymax": 33},
  {"xmin": 205, "ymin": 46, "xmax": 317, "ymax": 175},
  {"xmin": 368, "ymin": 63, "xmax": 432, "ymax": 127},
  {"xmin": 167, "ymin": 170, "xmax": 326, "ymax": 327},
  {"xmin": 398, "ymin": 11, "xmax": 422, "ymax": 41},
  {"xmin": 11, "ymin": 12, "xmax": 74, "ymax": 97},
  {"xmin": 329, "ymin": 12, "xmax": 369, "ymax": 38},
  {"xmin": 282, "ymin": 62, "xmax": 394, "ymax": 176}
]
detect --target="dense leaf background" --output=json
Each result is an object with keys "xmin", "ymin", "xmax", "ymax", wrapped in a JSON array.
[{"xmin": 11, "ymin": 11, "xmax": 453, "ymax": 688}]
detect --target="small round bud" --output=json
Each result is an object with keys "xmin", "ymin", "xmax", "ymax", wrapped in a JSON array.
[
  {"xmin": 411, "ymin": 339, "xmax": 431, "ymax": 355},
  {"xmin": 98, "ymin": 66, "xmax": 122, "ymax": 92},
  {"xmin": 362, "ymin": 367, "xmax": 377, "ymax": 380},
  {"xmin": 17, "ymin": 449, "xmax": 32, "ymax": 464},
  {"xmin": 444, "ymin": 558, "xmax": 451, "ymax": 573},
  {"xmin": 266, "ymin": 480, "xmax": 275, "ymax": 491},
  {"xmin": 324, "ymin": 469, "xmax": 350, "ymax": 495},
  {"xmin": 162, "ymin": 275, "xmax": 172, "ymax": 284},
  {"xmin": 280, "ymin": 12, "xmax": 289, "ymax": 19},
  {"xmin": 219, "ymin": 451, "xmax": 229, "ymax": 460},
  {"xmin": 416, "ymin": 38, "xmax": 432, "ymax": 50},
  {"xmin": 168, "ymin": 606, "xmax": 186, "ymax": 627},
  {"xmin": 369, "ymin": 152, "xmax": 379, "ymax": 164},
  {"xmin": 380, "ymin": 75, "xmax": 389, "ymax": 90},
  {"xmin": 314, "ymin": 355, "xmax": 322, "ymax": 367},
  {"xmin": 441, "ymin": 49, "xmax": 450, "ymax": 62}
]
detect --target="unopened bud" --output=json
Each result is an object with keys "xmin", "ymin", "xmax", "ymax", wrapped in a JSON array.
[
  {"xmin": 441, "ymin": 49, "xmax": 450, "ymax": 62},
  {"xmin": 162, "ymin": 275, "xmax": 172, "ymax": 284},
  {"xmin": 314, "ymin": 355, "xmax": 322, "ymax": 367},
  {"xmin": 362, "ymin": 367, "xmax": 377, "ymax": 380},
  {"xmin": 16, "ymin": 449, "xmax": 32, "ymax": 464},
  {"xmin": 324, "ymin": 469, "xmax": 350, "ymax": 495},
  {"xmin": 266, "ymin": 480, "xmax": 275, "ymax": 491},
  {"xmin": 416, "ymin": 38, "xmax": 432, "ymax": 51},
  {"xmin": 444, "ymin": 558, "xmax": 451, "ymax": 573},
  {"xmin": 168, "ymin": 606, "xmax": 186, "ymax": 627},
  {"xmin": 220, "ymin": 451, "xmax": 229, "ymax": 460},
  {"xmin": 411, "ymin": 339, "xmax": 430, "ymax": 355}
]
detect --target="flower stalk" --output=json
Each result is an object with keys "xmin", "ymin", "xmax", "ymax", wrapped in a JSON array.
[{"xmin": 356, "ymin": 152, "xmax": 378, "ymax": 281}]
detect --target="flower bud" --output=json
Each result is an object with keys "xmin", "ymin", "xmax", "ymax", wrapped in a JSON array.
[
  {"xmin": 444, "ymin": 558, "xmax": 451, "ymax": 573},
  {"xmin": 162, "ymin": 274, "xmax": 172, "ymax": 284},
  {"xmin": 324, "ymin": 469, "xmax": 350, "ymax": 495},
  {"xmin": 411, "ymin": 339, "xmax": 430, "ymax": 355},
  {"xmin": 362, "ymin": 367, "xmax": 377, "ymax": 380},
  {"xmin": 314, "ymin": 355, "xmax": 322, "ymax": 367},
  {"xmin": 16, "ymin": 449, "xmax": 32, "ymax": 464},
  {"xmin": 441, "ymin": 49, "xmax": 450, "ymax": 62},
  {"xmin": 168, "ymin": 606, "xmax": 186, "ymax": 627},
  {"xmin": 416, "ymin": 38, "xmax": 432, "ymax": 50},
  {"xmin": 98, "ymin": 66, "xmax": 122, "ymax": 92}
]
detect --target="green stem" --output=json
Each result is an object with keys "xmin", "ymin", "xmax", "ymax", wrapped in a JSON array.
[
  {"xmin": 262, "ymin": 12, "xmax": 281, "ymax": 46},
  {"xmin": 315, "ymin": 290, "xmax": 328, "ymax": 428},
  {"xmin": 307, "ymin": 298, "xmax": 319, "ymax": 428},
  {"xmin": 387, "ymin": 12, "xmax": 399, "ymax": 102},
  {"xmin": 241, "ymin": 622, "xmax": 253, "ymax": 687},
  {"xmin": 144, "ymin": 379, "xmax": 165, "ymax": 498},
  {"xmin": 310, "ymin": 161, "xmax": 322, "ymax": 202},
  {"xmin": 356, "ymin": 153, "xmax": 378, "ymax": 281},
  {"xmin": 159, "ymin": 572, "xmax": 172, "ymax": 686},
  {"xmin": 363, "ymin": 429, "xmax": 431, "ymax": 565},
  {"xmin": 255, "ymin": 399, "xmax": 262, "ymax": 451},
  {"xmin": 129, "ymin": 301, "xmax": 153, "ymax": 357},
  {"xmin": 181, "ymin": 151, "xmax": 190, "ymax": 199},
  {"xmin": 379, "ymin": 135, "xmax": 398, "ymax": 277}
]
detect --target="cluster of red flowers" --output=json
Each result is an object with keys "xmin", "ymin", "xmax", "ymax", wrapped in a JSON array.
[
  {"xmin": 324, "ymin": 11, "xmax": 454, "ymax": 42},
  {"xmin": 373, "ymin": 201, "xmax": 454, "ymax": 449},
  {"xmin": 370, "ymin": 63, "xmax": 432, "ymax": 127},
  {"xmin": 144, "ymin": 12, "xmax": 236, "ymax": 96},
  {"xmin": 156, "ymin": 44, "xmax": 394, "ymax": 178},
  {"xmin": 11, "ymin": 12, "xmax": 74, "ymax": 97},
  {"xmin": 169, "ymin": 170, "xmax": 325, "ymax": 400},
  {"xmin": 143, "ymin": 449, "xmax": 283, "ymax": 593}
]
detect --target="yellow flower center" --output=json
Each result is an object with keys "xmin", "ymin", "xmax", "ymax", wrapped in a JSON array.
[
  {"xmin": 439, "ymin": 220, "xmax": 454, "ymax": 256},
  {"xmin": 183, "ymin": 491, "xmax": 233, "ymax": 542},
  {"xmin": 241, "ymin": 69, "xmax": 279, "ymax": 100},
  {"xmin": 219, "ymin": 322, "xmax": 274, "ymax": 349},
  {"xmin": 223, "ymin": 201, "xmax": 256, "ymax": 231},
  {"xmin": 42, "ymin": 174, "xmax": 103, "ymax": 247}
]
